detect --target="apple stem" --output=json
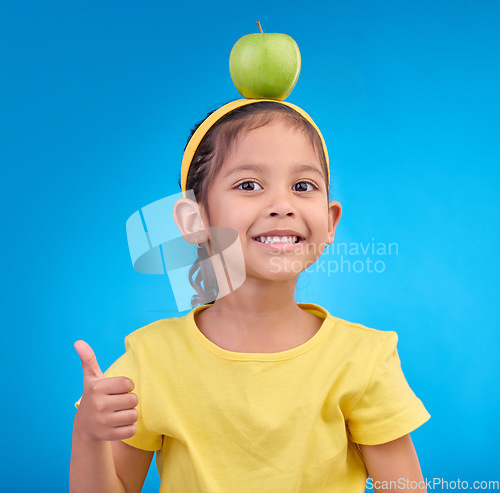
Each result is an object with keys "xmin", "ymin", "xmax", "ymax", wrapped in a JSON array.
[{"xmin": 256, "ymin": 21, "xmax": 263, "ymax": 33}]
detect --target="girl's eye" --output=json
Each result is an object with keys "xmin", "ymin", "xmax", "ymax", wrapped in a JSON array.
[
  {"xmin": 293, "ymin": 181, "xmax": 317, "ymax": 192},
  {"xmin": 236, "ymin": 181, "xmax": 263, "ymax": 191}
]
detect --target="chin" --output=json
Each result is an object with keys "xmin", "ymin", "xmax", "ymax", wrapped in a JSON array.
[{"xmin": 251, "ymin": 259, "xmax": 310, "ymax": 281}]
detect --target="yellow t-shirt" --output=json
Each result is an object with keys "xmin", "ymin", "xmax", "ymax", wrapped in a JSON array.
[{"xmin": 104, "ymin": 303, "xmax": 430, "ymax": 492}]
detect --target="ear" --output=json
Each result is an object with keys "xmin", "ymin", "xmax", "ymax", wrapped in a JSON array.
[
  {"xmin": 172, "ymin": 198, "xmax": 209, "ymax": 244},
  {"xmin": 327, "ymin": 200, "xmax": 342, "ymax": 244}
]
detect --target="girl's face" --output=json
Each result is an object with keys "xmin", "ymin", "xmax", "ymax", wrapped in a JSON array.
[{"xmin": 203, "ymin": 119, "xmax": 342, "ymax": 282}]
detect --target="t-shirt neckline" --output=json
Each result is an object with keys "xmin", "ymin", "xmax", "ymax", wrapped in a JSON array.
[{"xmin": 186, "ymin": 302, "xmax": 333, "ymax": 362}]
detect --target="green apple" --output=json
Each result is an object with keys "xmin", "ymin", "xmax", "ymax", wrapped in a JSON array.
[{"xmin": 229, "ymin": 25, "xmax": 301, "ymax": 101}]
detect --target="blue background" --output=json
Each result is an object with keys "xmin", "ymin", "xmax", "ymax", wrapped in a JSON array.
[{"xmin": 1, "ymin": 1, "xmax": 499, "ymax": 491}]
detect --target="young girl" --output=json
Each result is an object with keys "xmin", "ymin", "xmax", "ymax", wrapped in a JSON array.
[{"xmin": 70, "ymin": 99, "xmax": 430, "ymax": 492}]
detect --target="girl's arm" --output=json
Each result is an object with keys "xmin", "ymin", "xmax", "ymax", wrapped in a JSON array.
[
  {"xmin": 112, "ymin": 441, "xmax": 154, "ymax": 492},
  {"xmin": 70, "ymin": 418, "xmax": 154, "ymax": 493},
  {"xmin": 359, "ymin": 434, "xmax": 427, "ymax": 493},
  {"xmin": 70, "ymin": 341, "xmax": 153, "ymax": 493}
]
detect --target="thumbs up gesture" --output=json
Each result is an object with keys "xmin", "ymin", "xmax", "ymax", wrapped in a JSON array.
[{"xmin": 74, "ymin": 340, "xmax": 138, "ymax": 441}]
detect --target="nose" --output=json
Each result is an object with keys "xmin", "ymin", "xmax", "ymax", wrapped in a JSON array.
[
  {"xmin": 270, "ymin": 210, "xmax": 294, "ymax": 217},
  {"xmin": 267, "ymin": 189, "xmax": 296, "ymax": 217}
]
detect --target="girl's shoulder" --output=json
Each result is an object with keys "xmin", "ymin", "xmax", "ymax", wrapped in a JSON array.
[
  {"xmin": 330, "ymin": 313, "xmax": 397, "ymax": 338},
  {"xmin": 122, "ymin": 313, "xmax": 190, "ymax": 346},
  {"xmin": 303, "ymin": 302, "xmax": 396, "ymax": 333},
  {"xmin": 302, "ymin": 302, "xmax": 399, "ymax": 350}
]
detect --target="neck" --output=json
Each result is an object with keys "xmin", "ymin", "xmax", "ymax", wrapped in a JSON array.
[
  {"xmin": 217, "ymin": 276, "xmax": 297, "ymax": 310},
  {"xmin": 195, "ymin": 276, "xmax": 324, "ymax": 353},
  {"xmin": 204, "ymin": 276, "xmax": 305, "ymax": 337}
]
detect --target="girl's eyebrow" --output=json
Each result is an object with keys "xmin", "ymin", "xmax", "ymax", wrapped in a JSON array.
[
  {"xmin": 293, "ymin": 164, "xmax": 325, "ymax": 179},
  {"xmin": 224, "ymin": 163, "xmax": 324, "ymax": 179},
  {"xmin": 223, "ymin": 164, "xmax": 263, "ymax": 178}
]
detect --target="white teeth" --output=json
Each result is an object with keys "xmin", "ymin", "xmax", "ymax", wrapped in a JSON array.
[{"xmin": 256, "ymin": 235, "xmax": 299, "ymax": 244}]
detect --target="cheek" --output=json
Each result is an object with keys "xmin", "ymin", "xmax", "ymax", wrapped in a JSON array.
[
  {"xmin": 208, "ymin": 201, "xmax": 247, "ymax": 230},
  {"xmin": 309, "ymin": 207, "xmax": 330, "ymax": 233}
]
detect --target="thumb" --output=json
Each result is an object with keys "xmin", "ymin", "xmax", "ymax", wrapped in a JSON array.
[{"xmin": 74, "ymin": 340, "xmax": 104, "ymax": 379}]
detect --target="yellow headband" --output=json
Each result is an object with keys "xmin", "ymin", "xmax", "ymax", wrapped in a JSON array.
[{"xmin": 180, "ymin": 98, "xmax": 329, "ymax": 192}]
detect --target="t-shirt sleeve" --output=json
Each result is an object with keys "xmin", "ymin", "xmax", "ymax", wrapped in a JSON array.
[
  {"xmin": 75, "ymin": 336, "xmax": 163, "ymax": 452},
  {"xmin": 347, "ymin": 331, "xmax": 430, "ymax": 445}
]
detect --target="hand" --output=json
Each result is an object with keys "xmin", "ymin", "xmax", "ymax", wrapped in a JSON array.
[{"xmin": 74, "ymin": 340, "xmax": 138, "ymax": 442}]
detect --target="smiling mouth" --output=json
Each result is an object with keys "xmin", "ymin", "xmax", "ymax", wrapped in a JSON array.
[{"xmin": 253, "ymin": 235, "xmax": 302, "ymax": 244}]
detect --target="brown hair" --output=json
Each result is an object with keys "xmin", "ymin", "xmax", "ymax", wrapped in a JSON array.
[{"xmin": 181, "ymin": 100, "xmax": 330, "ymax": 306}]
